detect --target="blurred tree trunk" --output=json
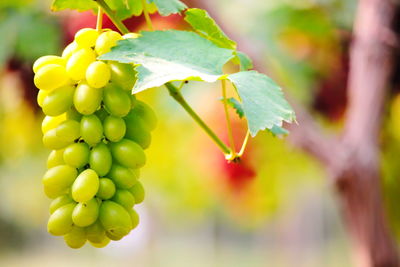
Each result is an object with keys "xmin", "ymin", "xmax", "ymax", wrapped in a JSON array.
[{"xmin": 192, "ymin": 0, "xmax": 400, "ymax": 266}]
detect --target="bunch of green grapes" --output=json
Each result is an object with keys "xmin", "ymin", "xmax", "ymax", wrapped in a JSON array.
[{"xmin": 33, "ymin": 28, "xmax": 156, "ymax": 248}]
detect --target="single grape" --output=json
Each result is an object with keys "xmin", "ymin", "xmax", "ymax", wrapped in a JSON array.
[
  {"xmin": 72, "ymin": 169, "xmax": 100, "ymax": 203},
  {"xmin": 42, "ymin": 85, "xmax": 75, "ymax": 116},
  {"xmin": 86, "ymin": 61, "xmax": 111, "ymax": 88},
  {"xmin": 80, "ymin": 115, "xmax": 103, "ymax": 146},
  {"xmin": 56, "ymin": 120, "xmax": 80, "ymax": 143},
  {"xmin": 111, "ymin": 189, "xmax": 135, "ymax": 210},
  {"xmin": 42, "ymin": 114, "xmax": 67, "ymax": 134},
  {"xmin": 96, "ymin": 178, "xmax": 116, "ymax": 200},
  {"xmin": 108, "ymin": 164, "xmax": 139, "ymax": 189},
  {"xmin": 47, "ymin": 203, "xmax": 75, "ymax": 236},
  {"xmin": 49, "ymin": 195, "xmax": 74, "ymax": 214},
  {"xmin": 44, "ymin": 185, "xmax": 68, "ymax": 199},
  {"xmin": 64, "ymin": 226, "xmax": 87, "ymax": 249},
  {"xmin": 99, "ymin": 201, "xmax": 132, "ymax": 237},
  {"xmin": 43, "ymin": 165, "xmax": 78, "ymax": 190},
  {"xmin": 47, "ymin": 149, "xmax": 65, "ymax": 168},
  {"xmin": 43, "ymin": 128, "xmax": 72, "ymax": 150},
  {"xmin": 72, "ymin": 198, "xmax": 99, "ymax": 227},
  {"xmin": 86, "ymin": 220, "xmax": 107, "ymax": 243},
  {"xmin": 130, "ymin": 100, "xmax": 158, "ymax": 131},
  {"xmin": 104, "ymin": 115, "xmax": 126, "ymax": 142},
  {"xmin": 90, "ymin": 237, "xmax": 110, "ymax": 248},
  {"xmin": 34, "ymin": 64, "xmax": 69, "ymax": 91},
  {"xmin": 89, "ymin": 143, "xmax": 112, "ymax": 176},
  {"xmin": 124, "ymin": 114, "xmax": 151, "ymax": 149},
  {"xmin": 66, "ymin": 48, "xmax": 96, "ymax": 80},
  {"xmin": 109, "ymin": 139, "xmax": 146, "ymax": 168},
  {"xmin": 108, "ymin": 62, "xmax": 136, "ymax": 91},
  {"xmin": 106, "ymin": 231, "xmax": 124, "ymax": 241},
  {"xmin": 128, "ymin": 209, "xmax": 139, "ymax": 229},
  {"xmin": 95, "ymin": 31, "xmax": 122, "ymax": 55},
  {"xmin": 62, "ymin": 42, "xmax": 79, "ymax": 60},
  {"xmin": 128, "ymin": 181, "xmax": 145, "ymax": 204},
  {"xmin": 75, "ymin": 28, "xmax": 99, "ymax": 48},
  {"xmin": 103, "ymin": 84, "xmax": 131, "ymax": 117},
  {"xmin": 74, "ymin": 82, "xmax": 103, "ymax": 115},
  {"xmin": 37, "ymin": 90, "xmax": 49, "ymax": 107},
  {"xmin": 63, "ymin": 143, "xmax": 90, "ymax": 168}
]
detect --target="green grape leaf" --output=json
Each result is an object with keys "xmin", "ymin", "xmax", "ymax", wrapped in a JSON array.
[
  {"xmin": 232, "ymin": 51, "xmax": 253, "ymax": 71},
  {"xmin": 270, "ymin": 125, "xmax": 289, "ymax": 136},
  {"xmin": 51, "ymin": 0, "xmax": 97, "ymax": 12},
  {"xmin": 227, "ymin": 71, "xmax": 295, "ymax": 137},
  {"xmin": 222, "ymin": 97, "xmax": 244, "ymax": 118},
  {"xmin": 100, "ymin": 30, "xmax": 234, "ymax": 93},
  {"xmin": 148, "ymin": 0, "xmax": 187, "ymax": 16},
  {"xmin": 184, "ymin": 8, "xmax": 236, "ymax": 50}
]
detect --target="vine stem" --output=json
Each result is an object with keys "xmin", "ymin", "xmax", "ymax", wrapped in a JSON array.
[
  {"xmin": 165, "ymin": 83, "xmax": 232, "ymax": 155},
  {"xmin": 96, "ymin": 7, "xmax": 103, "ymax": 31},
  {"xmin": 95, "ymin": 0, "xmax": 129, "ymax": 34},
  {"xmin": 141, "ymin": 0, "xmax": 154, "ymax": 31},
  {"xmin": 221, "ymin": 80, "xmax": 237, "ymax": 157},
  {"xmin": 238, "ymin": 130, "xmax": 250, "ymax": 157}
]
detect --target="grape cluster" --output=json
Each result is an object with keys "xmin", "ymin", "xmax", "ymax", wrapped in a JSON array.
[{"xmin": 33, "ymin": 28, "xmax": 156, "ymax": 248}]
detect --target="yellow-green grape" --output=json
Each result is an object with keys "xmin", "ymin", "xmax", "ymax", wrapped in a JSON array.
[
  {"xmin": 111, "ymin": 190, "xmax": 135, "ymax": 210},
  {"xmin": 42, "ymin": 85, "xmax": 75, "ymax": 116},
  {"xmin": 63, "ymin": 143, "xmax": 90, "ymax": 168},
  {"xmin": 43, "ymin": 128, "xmax": 72, "ymax": 150},
  {"xmin": 108, "ymin": 164, "xmax": 139, "ymax": 189},
  {"xmin": 128, "ymin": 181, "xmax": 145, "ymax": 204},
  {"xmin": 72, "ymin": 169, "xmax": 100, "ymax": 203},
  {"xmin": 72, "ymin": 198, "xmax": 99, "ymax": 227},
  {"xmin": 90, "ymin": 237, "xmax": 110, "ymax": 248},
  {"xmin": 104, "ymin": 115, "xmax": 126, "ymax": 142},
  {"xmin": 62, "ymin": 42, "xmax": 79, "ymax": 60},
  {"xmin": 42, "ymin": 114, "xmax": 67, "ymax": 134},
  {"xmin": 49, "ymin": 195, "xmax": 74, "ymax": 214},
  {"xmin": 80, "ymin": 115, "xmax": 103, "ymax": 146},
  {"xmin": 34, "ymin": 64, "xmax": 69, "ymax": 91},
  {"xmin": 103, "ymin": 84, "xmax": 131, "ymax": 117},
  {"xmin": 74, "ymin": 82, "xmax": 103, "ymax": 115},
  {"xmin": 86, "ymin": 61, "xmax": 111, "ymax": 88},
  {"xmin": 47, "ymin": 203, "xmax": 75, "ymax": 236},
  {"xmin": 64, "ymin": 226, "xmax": 87, "ymax": 249},
  {"xmin": 47, "ymin": 149, "xmax": 65, "ymax": 168},
  {"xmin": 122, "ymin": 33, "xmax": 139, "ymax": 39},
  {"xmin": 74, "ymin": 28, "xmax": 99, "ymax": 48},
  {"xmin": 33, "ymin": 55, "xmax": 65, "ymax": 74},
  {"xmin": 44, "ymin": 185, "xmax": 68, "ymax": 199},
  {"xmin": 128, "ymin": 209, "xmax": 139, "ymax": 229},
  {"xmin": 110, "ymin": 139, "xmax": 146, "ymax": 168},
  {"xmin": 108, "ymin": 62, "xmax": 136, "ymax": 91},
  {"xmin": 66, "ymin": 107, "xmax": 82, "ymax": 121},
  {"xmin": 43, "ymin": 165, "xmax": 77, "ymax": 192},
  {"xmin": 124, "ymin": 113, "xmax": 151, "ymax": 149},
  {"xmin": 37, "ymin": 90, "xmax": 49, "ymax": 107},
  {"xmin": 86, "ymin": 220, "xmax": 107, "ymax": 243},
  {"xmin": 99, "ymin": 201, "xmax": 132, "ymax": 237},
  {"xmin": 95, "ymin": 31, "xmax": 122, "ymax": 55},
  {"xmin": 89, "ymin": 143, "xmax": 112, "ymax": 176},
  {"xmin": 66, "ymin": 48, "xmax": 96, "ymax": 80},
  {"xmin": 131, "ymin": 100, "xmax": 158, "ymax": 131},
  {"xmin": 106, "ymin": 231, "xmax": 124, "ymax": 241},
  {"xmin": 97, "ymin": 178, "xmax": 116, "ymax": 200},
  {"xmin": 56, "ymin": 120, "xmax": 80, "ymax": 143}
]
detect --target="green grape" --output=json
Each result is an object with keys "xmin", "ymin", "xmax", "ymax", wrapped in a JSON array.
[
  {"xmin": 104, "ymin": 115, "xmax": 126, "ymax": 142},
  {"xmin": 86, "ymin": 61, "xmax": 111, "ymax": 88},
  {"xmin": 131, "ymin": 100, "xmax": 157, "ymax": 131},
  {"xmin": 62, "ymin": 42, "xmax": 79, "ymax": 60},
  {"xmin": 90, "ymin": 237, "xmax": 110, "ymax": 248},
  {"xmin": 128, "ymin": 182, "xmax": 145, "ymax": 204},
  {"xmin": 63, "ymin": 143, "xmax": 90, "ymax": 168},
  {"xmin": 74, "ymin": 82, "xmax": 103, "ymax": 115},
  {"xmin": 56, "ymin": 120, "xmax": 80, "ymax": 143},
  {"xmin": 103, "ymin": 84, "xmax": 131, "ymax": 117},
  {"xmin": 66, "ymin": 107, "xmax": 82, "ymax": 121},
  {"xmin": 99, "ymin": 201, "xmax": 132, "ymax": 237},
  {"xmin": 75, "ymin": 28, "xmax": 99, "ymax": 48},
  {"xmin": 34, "ymin": 64, "xmax": 69, "ymax": 91},
  {"xmin": 47, "ymin": 149, "xmax": 65, "ymax": 168},
  {"xmin": 47, "ymin": 203, "xmax": 75, "ymax": 236},
  {"xmin": 44, "ymin": 185, "xmax": 68, "ymax": 199},
  {"xmin": 106, "ymin": 231, "xmax": 124, "ymax": 241},
  {"xmin": 42, "ymin": 114, "xmax": 66, "ymax": 134},
  {"xmin": 37, "ymin": 90, "xmax": 48, "ymax": 107},
  {"xmin": 66, "ymin": 48, "xmax": 96, "ymax": 80},
  {"xmin": 43, "ymin": 128, "xmax": 72, "ymax": 150},
  {"xmin": 33, "ymin": 55, "xmax": 65, "ymax": 74},
  {"xmin": 124, "ymin": 114, "xmax": 151, "ymax": 149},
  {"xmin": 95, "ymin": 31, "xmax": 122, "ymax": 55},
  {"xmin": 96, "ymin": 178, "xmax": 116, "ymax": 199},
  {"xmin": 89, "ymin": 143, "xmax": 112, "ymax": 176},
  {"xmin": 64, "ymin": 226, "xmax": 87, "ymax": 249},
  {"xmin": 80, "ymin": 115, "xmax": 103, "ymax": 146},
  {"xmin": 72, "ymin": 198, "xmax": 99, "ymax": 227},
  {"xmin": 42, "ymin": 85, "xmax": 75, "ymax": 116},
  {"xmin": 43, "ymin": 165, "xmax": 77, "ymax": 190},
  {"xmin": 72, "ymin": 169, "xmax": 100, "ymax": 203},
  {"xmin": 108, "ymin": 62, "xmax": 136, "ymax": 91},
  {"xmin": 111, "ymin": 189, "xmax": 135, "ymax": 210},
  {"xmin": 128, "ymin": 209, "xmax": 139, "ymax": 229},
  {"xmin": 108, "ymin": 164, "xmax": 139, "ymax": 189},
  {"xmin": 86, "ymin": 220, "xmax": 107, "ymax": 243},
  {"xmin": 49, "ymin": 195, "xmax": 74, "ymax": 214},
  {"xmin": 110, "ymin": 139, "xmax": 146, "ymax": 168}
]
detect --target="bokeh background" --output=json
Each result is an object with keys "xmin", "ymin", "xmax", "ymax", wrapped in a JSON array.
[{"xmin": 1, "ymin": 0, "xmax": 398, "ymax": 266}]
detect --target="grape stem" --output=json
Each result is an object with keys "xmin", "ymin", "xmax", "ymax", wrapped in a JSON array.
[
  {"xmin": 141, "ymin": 0, "xmax": 154, "ymax": 31},
  {"xmin": 221, "ymin": 80, "xmax": 237, "ymax": 158},
  {"xmin": 95, "ymin": 0, "xmax": 129, "ymax": 34},
  {"xmin": 96, "ymin": 7, "xmax": 103, "ymax": 32}
]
